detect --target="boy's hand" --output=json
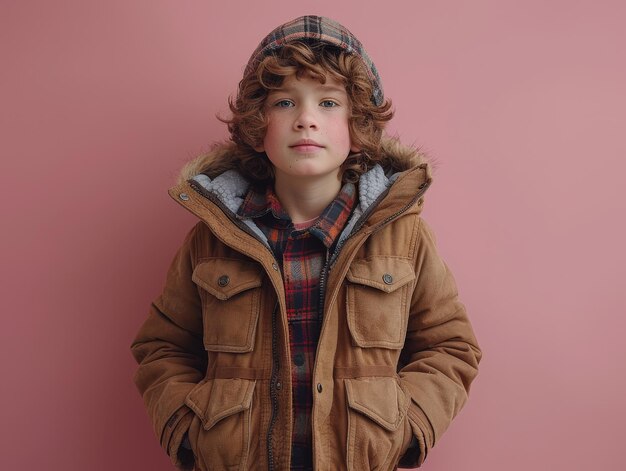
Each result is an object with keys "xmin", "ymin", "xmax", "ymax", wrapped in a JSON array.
[
  {"xmin": 180, "ymin": 432, "xmax": 192, "ymax": 450},
  {"xmin": 398, "ymin": 435, "xmax": 420, "ymax": 468},
  {"xmin": 177, "ymin": 432, "xmax": 194, "ymax": 467}
]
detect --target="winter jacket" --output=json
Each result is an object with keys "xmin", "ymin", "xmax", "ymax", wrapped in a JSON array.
[{"xmin": 130, "ymin": 137, "xmax": 482, "ymax": 470}]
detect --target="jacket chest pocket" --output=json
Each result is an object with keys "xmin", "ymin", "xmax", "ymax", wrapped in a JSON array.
[
  {"xmin": 346, "ymin": 257, "xmax": 416, "ymax": 349},
  {"xmin": 192, "ymin": 258, "xmax": 263, "ymax": 352}
]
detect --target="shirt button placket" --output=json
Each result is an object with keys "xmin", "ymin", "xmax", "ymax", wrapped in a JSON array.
[{"xmin": 293, "ymin": 353, "xmax": 305, "ymax": 367}]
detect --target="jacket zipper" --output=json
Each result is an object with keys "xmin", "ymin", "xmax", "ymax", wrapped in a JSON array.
[
  {"xmin": 187, "ymin": 180, "xmax": 282, "ymax": 471},
  {"xmin": 267, "ymin": 300, "xmax": 280, "ymax": 471},
  {"xmin": 317, "ymin": 250, "xmax": 331, "ymax": 330}
]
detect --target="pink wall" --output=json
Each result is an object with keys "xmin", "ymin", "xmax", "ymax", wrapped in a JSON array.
[{"xmin": 2, "ymin": 1, "xmax": 624, "ymax": 469}]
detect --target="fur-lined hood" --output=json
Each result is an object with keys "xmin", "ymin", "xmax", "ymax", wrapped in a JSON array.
[{"xmin": 169, "ymin": 135, "xmax": 434, "ymax": 264}]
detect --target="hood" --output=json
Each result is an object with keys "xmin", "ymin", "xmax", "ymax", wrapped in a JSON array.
[{"xmin": 170, "ymin": 135, "xmax": 434, "ymax": 259}]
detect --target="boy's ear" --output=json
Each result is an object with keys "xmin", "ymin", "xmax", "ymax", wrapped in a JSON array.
[
  {"xmin": 253, "ymin": 143, "xmax": 264, "ymax": 152},
  {"xmin": 350, "ymin": 143, "xmax": 361, "ymax": 153}
]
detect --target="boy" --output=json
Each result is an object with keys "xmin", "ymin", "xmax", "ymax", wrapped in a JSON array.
[{"xmin": 131, "ymin": 15, "xmax": 481, "ymax": 471}]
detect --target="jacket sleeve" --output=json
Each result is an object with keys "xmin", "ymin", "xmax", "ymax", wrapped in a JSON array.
[
  {"xmin": 398, "ymin": 218, "xmax": 482, "ymax": 468},
  {"xmin": 130, "ymin": 223, "xmax": 207, "ymax": 470}
]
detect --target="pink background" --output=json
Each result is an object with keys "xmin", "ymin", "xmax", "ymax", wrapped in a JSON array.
[{"xmin": 2, "ymin": 1, "xmax": 625, "ymax": 470}]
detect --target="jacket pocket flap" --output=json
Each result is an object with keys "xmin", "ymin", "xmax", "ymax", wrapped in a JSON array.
[
  {"xmin": 185, "ymin": 378, "xmax": 256, "ymax": 431},
  {"xmin": 345, "ymin": 377, "xmax": 408, "ymax": 431},
  {"xmin": 346, "ymin": 257, "xmax": 415, "ymax": 293},
  {"xmin": 192, "ymin": 258, "xmax": 263, "ymax": 300}
]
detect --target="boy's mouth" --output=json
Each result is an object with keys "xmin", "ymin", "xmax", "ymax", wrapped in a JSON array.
[
  {"xmin": 290, "ymin": 139, "xmax": 323, "ymax": 149},
  {"xmin": 289, "ymin": 139, "xmax": 324, "ymax": 152}
]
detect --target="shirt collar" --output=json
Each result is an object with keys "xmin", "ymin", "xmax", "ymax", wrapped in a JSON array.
[
  {"xmin": 238, "ymin": 184, "xmax": 291, "ymax": 221},
  {"xmin": 238, "ymin": 182, "xmax": 356, "ymax": 248}
]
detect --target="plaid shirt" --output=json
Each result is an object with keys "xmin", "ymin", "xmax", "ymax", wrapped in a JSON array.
[{"xmin": 237, "ymin": 183, "xmax": 356, "ymax": 470}]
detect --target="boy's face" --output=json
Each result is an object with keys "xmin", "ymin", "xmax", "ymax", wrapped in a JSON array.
[{"xmin": 255, "ymin": 71, "xmax": 359, "ymax": 185}]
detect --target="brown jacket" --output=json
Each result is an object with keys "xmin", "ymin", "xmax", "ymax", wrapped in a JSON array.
[{"xmin": 130, "ymin": 138, "xmax": 482, "ymax": 470}]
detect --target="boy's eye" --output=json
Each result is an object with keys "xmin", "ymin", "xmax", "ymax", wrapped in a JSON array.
[
  {"xmin": 274, "ymin": 99, "xmax": 294, "ymax": 108},
  {"xmin": 320, "ymin": 100, "xmax": 338, "ymax": 108}
]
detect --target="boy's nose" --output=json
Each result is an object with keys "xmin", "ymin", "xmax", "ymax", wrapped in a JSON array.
[{"xmin": 293, "ymin": 107, "xmax": 318, "ymax": 130}]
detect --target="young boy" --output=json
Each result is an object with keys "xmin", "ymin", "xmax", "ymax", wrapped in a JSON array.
[{"xmin": 131, "ymin": 15, "xmax": 481, "ymax": 471}]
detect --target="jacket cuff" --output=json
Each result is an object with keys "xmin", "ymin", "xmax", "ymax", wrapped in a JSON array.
[{"xmin": 161, "ymin": 405, "xmax": 195, "ymax": 470}]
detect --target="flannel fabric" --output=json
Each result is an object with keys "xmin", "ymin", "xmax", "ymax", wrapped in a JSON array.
[
  {"xmin": 244, "ymin": 15, "xmax": 384, "ymax": 106},
  {"xmin": 237, "ymin": 183, "xmax": 356, "ymax": 470}
]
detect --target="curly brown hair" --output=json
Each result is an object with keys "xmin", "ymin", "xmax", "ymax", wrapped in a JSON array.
[{"xmin": 217, "ymin": 41, "xmax": 394, "ymax": 185}]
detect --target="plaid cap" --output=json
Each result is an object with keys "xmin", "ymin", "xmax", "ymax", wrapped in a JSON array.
[{"xmin": 244, "ymin": 15, "xmax": 384, "ymax": 106}]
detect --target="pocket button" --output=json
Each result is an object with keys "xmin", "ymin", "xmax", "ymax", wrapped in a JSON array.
[
  {"xmin": 217, "ymin": 275, "xmax": 230, "ymax": 287},
  {"xmin": 382, "ymin": 273, "xmax": 393, "ymax": 285}
]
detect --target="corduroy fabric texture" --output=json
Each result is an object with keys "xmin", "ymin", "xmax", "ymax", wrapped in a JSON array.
[{"xmin": 244, "ymin": 15, "xmax": 385, "ymax": 106}]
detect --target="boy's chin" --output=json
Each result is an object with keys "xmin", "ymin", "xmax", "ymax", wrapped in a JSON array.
[{"xmin": 274, "ymin": 167, "xmax": 343, "ymax": 183}]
